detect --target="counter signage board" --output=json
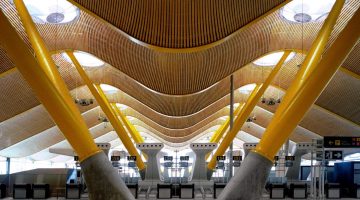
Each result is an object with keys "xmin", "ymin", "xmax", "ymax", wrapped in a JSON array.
[
  {"xmin": 233, "ymin": 156, "xmax": 242, "ymax": 161},
  {"xmin": 285, "ymin": 156, "xmax": 295, "ymax": 161},
  {"xmin": 74, "ymin": 156, "xmax": 79, "ymax": 161},
  {"xmin": 324, "ymin": 137, "xmax": 360, "ymax": 148},
  {"xmin": 164, "ymin": 156, "xmax": 173, "ymax": 161},
  {"xmin": 180, "ymin": 156, "xmax": 189, "ymax": 161},
  {"xmin": 127, "ymin": 156, "xmax": 137, "ymax": 161},
  {"xmin": 111, "ymin": 156, "xmax": 121, "ymax": 161},
  {"xmin": 216, "ymin": 156, "xmax": 226, "ymax": 161}
]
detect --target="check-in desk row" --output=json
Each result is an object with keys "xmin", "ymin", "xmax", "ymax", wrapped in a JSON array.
[
  {"xmin": 128, "ymin": 183, "xmax": 228, "ymax": 199},
  {"xmin": 0, "ymin": 184, "xmax": 51, "ymax": 199},
  {"xmin": 0, "ymin": 183, "xmax": 83, "ymax": 199},
  {"xmin": 269, "ymin": 183, "xmax": 360, "ymax": 199}
]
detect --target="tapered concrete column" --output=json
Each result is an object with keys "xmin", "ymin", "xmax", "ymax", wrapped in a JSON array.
[
  {"xmin": 81, "ymin": 153, "xmax": 135, "ymax": 200},
  {"xmin": 190, "ymin": 143, "xmax": 217, "ymax": 181},
  {"xmin": 218, "ymin": 152, "xmax": 272, "ymax": 200},
  {"xmin": 243, "ymin": 143, "xmax": 258, "ymax": 157},
  {"xmin": 137, "ymin": 143, "xmax": 164, "ymax": 180}
]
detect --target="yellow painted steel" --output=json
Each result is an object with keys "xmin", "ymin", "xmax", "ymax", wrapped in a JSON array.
[
  {"xmin": 0, "ymin": 10, "xmax": 101, "ymax": 161},
  {"xmin": 112, "ymin": 103, "xmax": 145, "ymax": 143},
  {"xmin": 275, "ymin": 0, "xmax": 345, "ymax": 117},
  {"xmin": 209, "ymin": 103, "xmax": 244, "ymax": 143},
  {"xmin": 207, "ymin": 51, "xmax": 291, "ymax": 170},
  {"xmin": 254, "ymin": 0, "xmax": 355, "ymax": 161},
  {"xmin": 67, "ymin": 52, "xmax": 146, "ymax": 170}
]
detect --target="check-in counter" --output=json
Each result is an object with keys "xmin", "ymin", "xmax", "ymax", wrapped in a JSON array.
[
  {"xmin": 13, "ymin": 184, "xmax": 32, "ymax": 199},
  {"xmin": 66, "ymin": 184, "xmax": 82, "ymax": 199},
  {"xmin": 32, "ymin": 184, "xmax": 50, "ymax": 199},
  {"xmin": 326, "ymin": 183, "xmax": 341, "ymax": 199},
  {"xmin": 213, "ymin": 183, "xmax": 226, "ymax": 199},
  {"xmin": 289, "ymin": 183, "xmax": 307, "ymax": 199},
  {"xmin": 0, "ymin": 184, "xmax": 6, "ymax": 198},
  {"xmin": 180, "ymin": 183, "xmax": 194, "ymax": 199},
  {"xmin": 270, "ymin": 183, "xmax": 286, "ymax": 199},
  {"xmin": 157, "ymin": 184, "xmax": 172, "ymax": 199},
  {"xmin": 127, "ymin": 183, "xmax": 138, "ymax": 199}
]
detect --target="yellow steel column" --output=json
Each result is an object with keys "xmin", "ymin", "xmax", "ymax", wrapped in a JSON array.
[
  {"xmin": 207, "ymin": 51, "xmax": 291, "ymax": 171},
  {"xmin": 255, "ymin": 2, "xmax": 358, "ymax": 161},
  {"xmin": 67, "ymin": 52, "xmax": 146, "ymax": 171},
  {"xmin": 112, "ymin": 103, "xmax": 145, "ymax": 144},
  {"xmin": 0, "ymin": 12, "xmax": 101, "ymax": 161},
  {"xmin": 210, "ymin": 103, "xmax": 244, "ymax": 143}
]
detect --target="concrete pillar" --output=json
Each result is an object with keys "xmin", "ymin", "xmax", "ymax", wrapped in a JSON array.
[
  {"xmin": 190, "ymin": 143, "xmax": 217, "ymax": 181},
  {"xmin": 80, "ymin": 152, "xmax": 135, "ymax": 200},
  {"xmin": 137, "ymin": 143, "xmax": 164, "ymax": 181},
  {"xmin": 218, "ymin": 151, "xmax": 272, "ymax": 200}
]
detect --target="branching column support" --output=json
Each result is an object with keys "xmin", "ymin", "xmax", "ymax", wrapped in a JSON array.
[
  {"xmin": 206, "ymin": 51, "xmax": 291, "ymax": 178},
  {"xmin": 1, "ymin": 2, "xmax": 135, "ymax": 199},
  {"xmin": 66, "ymin": 51, "xmax": 146, "ymax": 177},
  {"xmin": 220, "ymin": 1, "xmax": 356, "ymax": 199}
]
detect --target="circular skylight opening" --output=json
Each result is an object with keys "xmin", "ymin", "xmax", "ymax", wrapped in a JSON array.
[
  {"xmin": 253, "ymin": 51, "xmax": 295, "ymax": 66},
  {"xmin": 239, "ymin": 84, "xmax": 257, "ymax": 94},
  {"xmin": 280, "ymin": 0, "xmax": 336, "ymax": 23},
  {"xmin": 100, "ymin": 84, "xmax": 118, "ymax": 94},
  {"xmin": 19, "ymin": 0, "xmax": 80, "ymax": 24},
  {"xmin": 62, "ymin": 51, "xmax": 105, "ymax": 67}
]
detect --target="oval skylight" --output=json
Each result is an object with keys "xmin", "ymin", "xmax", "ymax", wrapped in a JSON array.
[
  {"xmin": 20, "ymin": 0, "xmax": 80, "ymax": 24},
  {"xmin": 280, "ymin": 0, "xmax": 336, "ymax": 23},
  {"xmin": 253, "ymin": 51, "xmax": 295, "ymax": 66},
  {"xmin": 100, "ymin": 84, "xmax": 118, "ymax": 94},
  {"xmin": 62, "ymin": 51, "xmax": 105, "ymax": 67},
  {"xmin": 239, "ymin": 83, "xmax": 257, "ymax": 94}
]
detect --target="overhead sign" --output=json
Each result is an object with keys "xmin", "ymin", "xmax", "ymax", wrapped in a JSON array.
[
  {"xmin": 180, "ymin": 156, "xmax": 189, "ymax": 161},
  {"xmin": 325, "ymin": 150, "xmax": 343, "ymax": 160},
  {"xmin": 233, "ymin": 156, "xmax": 242, "ymax": 161},
  {"xmin": 285, "ymin": 156, "xmax": 295, "ymax": 161},
  {"xmin": 74, "ymin": 156, "xmax": 79, "ymax": 161},
  {"xmin": 164, "ymin": 162, "xmax": 173, "ymax": 168},
  {"xmin": 324, "ymin": 137, "xmax": 360, "ymax": 148},
  {"xmin": 217, "ymin": 156, "xmax": 226, "ymax": 161},
  {"xmin": 111, "ymin": 156, "xmax": 121, "ymax": 161},
  {"xmin": 127, "ymin": 156, "xmax": 137, "ymax": 161},
  {"xmin": 164, "ymin": 156, "xmax": 173, "ymax": 161},
  {"xmin": 274, "ymin": 156, "xmax": 279, "ymax": 161}
]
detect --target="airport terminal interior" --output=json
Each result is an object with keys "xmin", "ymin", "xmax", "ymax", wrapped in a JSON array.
[{"xmin": 0, "ymin": 0, "xmax": 359, "ymax": 199}]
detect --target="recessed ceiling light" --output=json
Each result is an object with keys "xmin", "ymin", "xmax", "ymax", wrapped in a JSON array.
[
  {"xmin": 100, "ymin": 84, "xmax": 118, "ymax": 94},
  {"xmin": 253, "ymin": 51, "xmax": 295, "ymax": 66},
  {"xmin": 18, "ymin": 0, "xmax": 80, "ymax": 24},
  {"xmin": 280, "ymin": 0, "xmax": 336, "ymax": 23},
  {"xmin": 239, "ymin": 83, "xmax": 257, "ymax": 94},
  {"xmin": 62, "ymin": 51, "xmax": 105, "ymax": 67},
  {"xmin": 116, "ymin": 103, "xmax": 128, "ymax": 111}
]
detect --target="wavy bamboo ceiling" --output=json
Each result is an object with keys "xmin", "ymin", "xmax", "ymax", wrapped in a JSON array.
[
  {"xmin": 71, "ymin": 0, "xmax": 286, "ymax": 48},
  {"xmin": 0, "ymin": 0, "xmax": 359, "ymax": 159}
]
